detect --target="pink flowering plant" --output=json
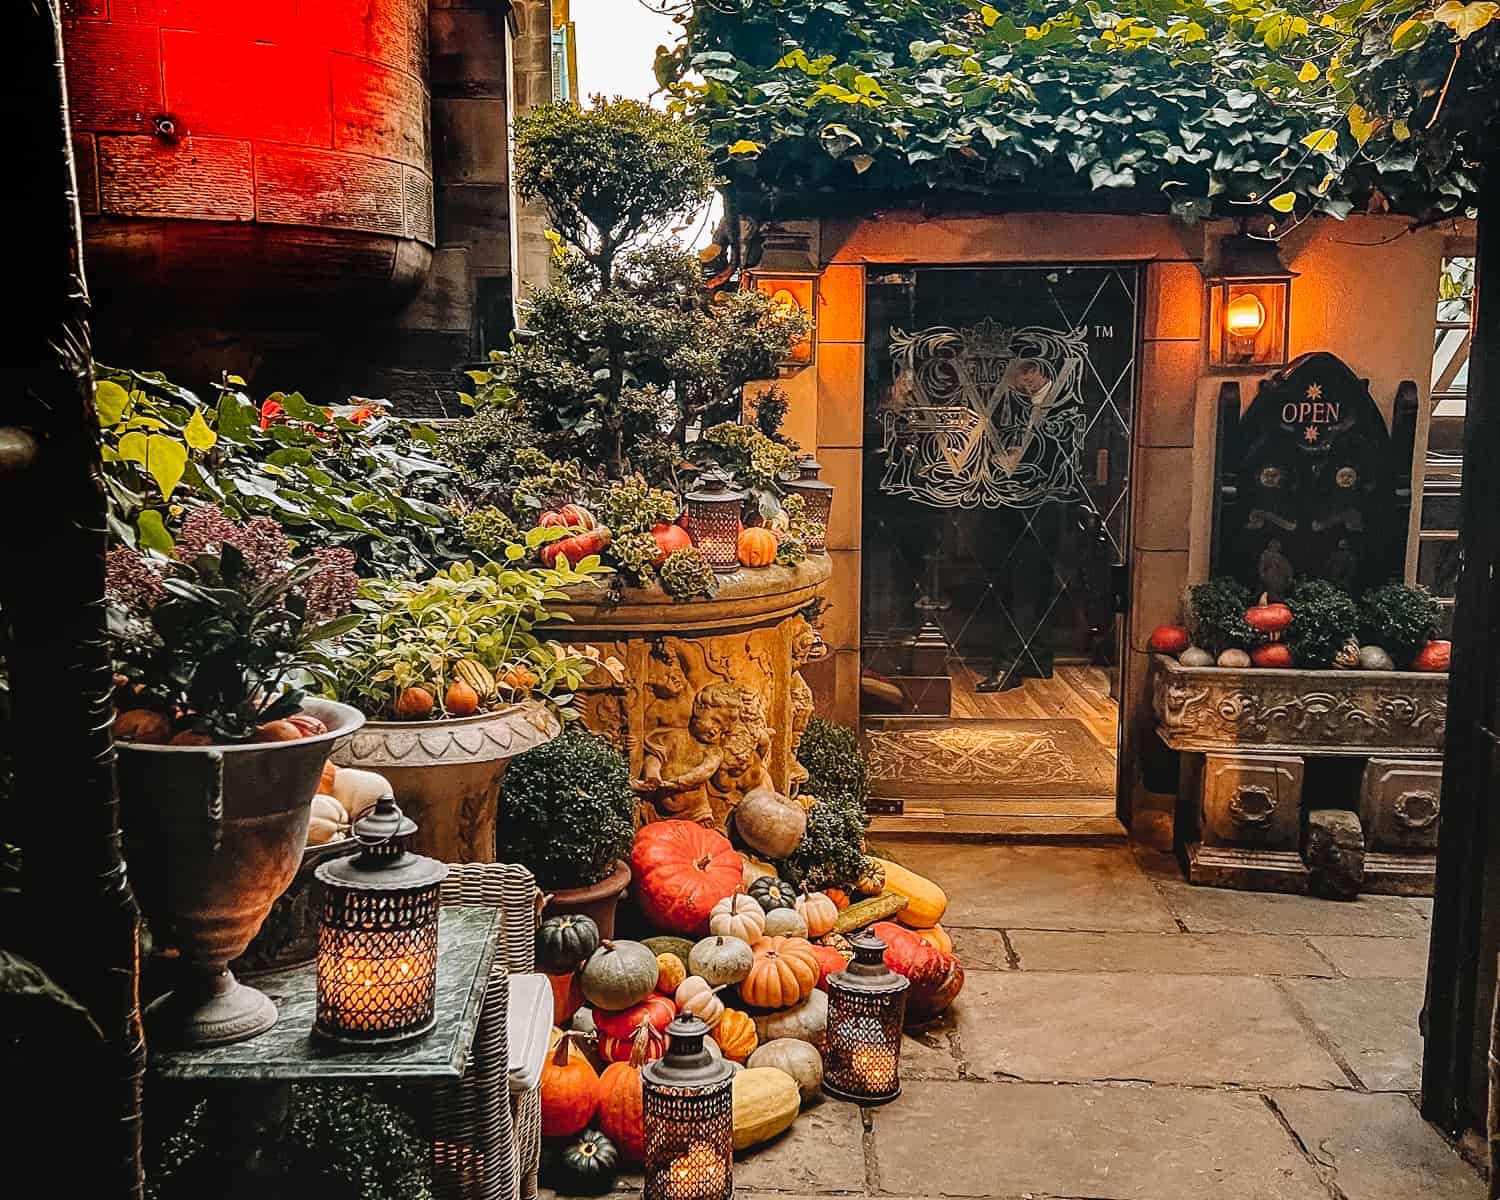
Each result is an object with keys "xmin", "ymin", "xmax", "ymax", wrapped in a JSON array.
[{"xmin": 107, "ymin": 506, "xmax": 362, "ymax": 743}]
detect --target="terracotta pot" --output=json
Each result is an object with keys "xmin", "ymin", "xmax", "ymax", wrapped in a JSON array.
[
  {"xmin": 117, "ymin": 698, "xmax": 364, "ymax": 1047},
  {"xmin": 331, "ymin": 701, "xmax": 558, "ymax": 864},
  {"xmin": 542, "ymin": 859, "xmax": 632, "ymax": 941}
]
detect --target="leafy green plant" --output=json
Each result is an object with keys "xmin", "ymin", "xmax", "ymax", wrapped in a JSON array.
[
  {"xmin": 659, "ymin": 547, "xmax": 717, "ymax": 601},
  {"xmin": 98, "ymin": 367, "xmax": 463, "ymax": 579},
  {"xmin": 1286, "ymin": 578, "xmax": 1359, "ymax": 668},
  {"xmin": 689, "ymin": 421, "xmax": 801, "ymax": 520},
  {"xmin": 1185, "ymin": 577, "xmax": 1256, "ymax": 656},
  {"xmin": 795, "ymin": 717, "xmax": 868, "ymax": 810},
  {"xmin": 146, "ymin": 1085, "xmax": 432, "ymax": 1200},
  {"xmin": 328, "ymin": 551, "xmax": 607, "ymax": 720},
  {"xmin": 1359, "ymin": 582, "xmax": 1442, "ymax": 668},
  {"xmin": 494, "ymin": 727, "xmax": 635, "ymax": 890},
  {"xmin": 107, "ymin": 512, "xmax": 361, "ymax": 742}
]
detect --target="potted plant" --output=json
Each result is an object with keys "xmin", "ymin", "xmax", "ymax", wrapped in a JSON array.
[
  {"xmin": 106, "ymin": 509, "xmax": 365, "ymax": 1046},
  {"xmin": 326, "ymin": 549, "xmax": 609, "ymax": 863},
  {"xmin": 495, "ymin": 726, "xmax": 636, "ymax": 937}
]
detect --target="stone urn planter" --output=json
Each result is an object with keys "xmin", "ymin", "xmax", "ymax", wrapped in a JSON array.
[
  {"xmin": 330, "ymin": 701, "xmax": 559, "ymax": 864},
  {"xmin": 541, "ymin": 860, "xmax": 634, "ymax": 941},
  {"xmin": 548, "ymin": 556, "xmax": 832, "ymax": 833},
  {"xmin": 117, "ymin": 697, "xmax": 364, "ymax": 1047}
]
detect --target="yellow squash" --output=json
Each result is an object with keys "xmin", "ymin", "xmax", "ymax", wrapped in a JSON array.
[
  {"xmin": 869, "ymin": 857, "xmax": 947, "ymax": 929},
  {"xmin": 731, "ymin": 1067, "xmax": 800, "ymax": 1150}
]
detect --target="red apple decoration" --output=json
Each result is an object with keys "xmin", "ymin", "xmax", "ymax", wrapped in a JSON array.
[
  {"xmin": 1149, "ymin": 624, "xmax": 1191, "ymax": 655},
  {"xmin": 1250, "ymin": 643, "xmax": 1294, "ymax": 668},
  {"xmin": 1412, "ymin": 640, "xmax": 1451, "ymax": 673}
]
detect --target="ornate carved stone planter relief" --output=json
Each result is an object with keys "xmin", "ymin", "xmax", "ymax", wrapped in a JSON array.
[
  {"xmin": 1153, "ymin": 656, "xmax": 1446, "ymax": 896},
  {"xmin": 549, "ymin": 558, "xmax": 831, "ymax": 834}
]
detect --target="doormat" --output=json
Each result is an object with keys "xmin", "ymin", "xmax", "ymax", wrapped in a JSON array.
[{"xmin": 862, "ymin": 718, "xmax": 1116, "ymax": 799}]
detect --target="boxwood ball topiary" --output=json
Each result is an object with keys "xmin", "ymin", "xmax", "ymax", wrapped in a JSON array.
[
  {"xmin": 496, "ymin": 727, "xmax": 635, "ymax": 890},
  {"xmin": 1359, "ymin": 582, "xmax": 1442, "ymax": 668}
]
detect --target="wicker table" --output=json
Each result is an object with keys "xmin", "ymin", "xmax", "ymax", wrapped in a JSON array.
[{"xmin": 151, "ymin": 906, "xmax": 512, "ymax": 1199}]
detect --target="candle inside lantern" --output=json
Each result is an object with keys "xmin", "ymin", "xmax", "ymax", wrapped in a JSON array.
[{"xmin": 664, "ymin": 1140, "xmax": 727, "ymax": 1200}]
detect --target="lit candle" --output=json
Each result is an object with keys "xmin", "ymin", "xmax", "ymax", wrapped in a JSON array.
[
  {"xmin": 850, "ymin": 1043, "xmax": 897, "ymax": 1089},
  {"xmin": 664, "ymin": 1141, "xmax": 726, "ymax": 1200}
]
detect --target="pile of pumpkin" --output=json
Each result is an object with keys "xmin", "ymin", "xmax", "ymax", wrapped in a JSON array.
[
  {"xmin": 536, "ymin": 819, "xmax": 963, "ymax": 1195},
  {"xmin": 304, "ymin": 762, "xmax": 392, "ymax": 846}
]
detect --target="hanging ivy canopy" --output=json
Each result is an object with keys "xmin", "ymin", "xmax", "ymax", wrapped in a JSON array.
[{"xmin": 660, "ymin": 0, "xmax": 1495, "ymax": 223}]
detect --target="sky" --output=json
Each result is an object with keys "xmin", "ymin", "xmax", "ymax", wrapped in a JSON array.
[{"xmin": 570, "ymin": 0, "xmax": 681, "ymax": 105}]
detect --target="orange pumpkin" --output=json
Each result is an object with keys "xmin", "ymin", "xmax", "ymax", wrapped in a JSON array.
[
  {"xmin": 540, "ymin": 1032, "xmax": 599, "ymax": 1137},
  {"xmin": 715, "ymin": 1008, "xmax": 758, "ymax": 1062},
  {"xmin": 737, "ymin": 526, "xmax": 778, "ymax": 568},
  {"xmin": 823, "ymin": 888, "xmax": 852, "ymax": 911},
  {"xmin": 808, "ymin": 943, "xmax": 849, "ymax": 990},
  {"xmin": 597, "ymin": 1026, "xmax": 660, "ymax": 1162},
  {"xmin": 739, "ymin": 936, "xmax": 821, "ymax": 1009},
  {"xmin": 547, "ymin": 970, "xmax": 585, "ymax": 1027}
]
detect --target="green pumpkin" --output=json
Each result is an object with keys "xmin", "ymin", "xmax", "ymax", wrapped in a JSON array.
[
  {"xmin": 551, "ymin": 1129, "xmax": 620, "ymax": 1196},
  {"xmin": 579, "ymin": 939, "xmax": 660, "ymax": 1012},
  {"xmin": 748, "ymin": 875, "xmax": 797, "ymax": 913},
  {"xmin": 537, "ymin": 912, "xmax": 601, "ymax": 974}
]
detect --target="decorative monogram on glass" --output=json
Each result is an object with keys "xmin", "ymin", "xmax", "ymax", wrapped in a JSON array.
[{"xmin": 878, "ymin": 319, "xmax": 1089, "ymax": 510}]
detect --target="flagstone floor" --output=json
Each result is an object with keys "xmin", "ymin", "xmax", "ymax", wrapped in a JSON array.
[{"xmin": 554, "ymin": 841, "xmax": 1486, "ymax": 1200}]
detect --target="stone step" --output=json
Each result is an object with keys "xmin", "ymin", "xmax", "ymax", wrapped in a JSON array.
[{"xmin": 869, "ymin": 799, "xmax": 1127, "ymax": 840}]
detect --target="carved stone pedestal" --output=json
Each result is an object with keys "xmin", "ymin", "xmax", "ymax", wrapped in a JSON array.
[
  {"xmin": 545, "ymin": 558, "xmax": 832, "ymax": 834},
  {"xmin": 1154, "ymin": 656, "xmax": 1448, "ymax": 898}
]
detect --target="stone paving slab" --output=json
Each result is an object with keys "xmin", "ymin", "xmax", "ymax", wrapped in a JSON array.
[
  {"xmin": 1269, "ymin": 1090, "xmax": 1484, "ymax": 1199},
  {"xmin": 732, "ymin": 1097, "xmax": 868, "ymax": 1193},
  {"xmin": 1007, "ymin": 930, "xmax": 1334, "ymax": 976},
  {"xmin": 1279, "ymin": 977, "xmax": 1426, "ymax": 1091},
  {"xmin": 1142, "ymin": 870, "xmax": 1430, "ymax": 937},
  {"xmin": 893, "ymin": 842, "xmax": 1178, "ymax": 932},
  {"xmin": 946, "ymin": 927, "xmax": 1013, "ymax": 970},
  {"xmin": 871, "ymin": 1080, "xmax": 1330, "ymax": 1199},
  {"xmin": 1306, "ymin": 935, "xmax": 1431, "ymax": 979},
  {"xmin": 956, "ymin": 971, "xmax": 1347, "ymax": 1087},
  {"xmin": 900, "ymin": 1011, "xmax": 963, "ymax": 1080}
]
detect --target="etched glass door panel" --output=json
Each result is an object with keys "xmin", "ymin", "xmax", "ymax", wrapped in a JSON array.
[{"xmin": 860, "ymin": 265, "xmax": 1137, "ymax": 756}]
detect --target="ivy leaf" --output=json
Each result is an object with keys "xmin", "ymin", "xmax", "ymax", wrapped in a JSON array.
[
  {"xmin": 850, "ymin": 154, "xmax": 875, "ymax": 174},
  {"xmin": 146, "ymin": 434, "xmax": 189, "ymax": 501},
  {"xmin": 1088, "ymin": 160, "xmax": 1137, "ymax": 189},
  {"xmin": 136, "ymin": 509, "xmax": 174, "ymax": 553},
  {"xmin": 980, "ymin": 4, "xmax": 1001, "ymax": 26},
  {"xmin": 1434, "ymin": 1, "xmax": 1498, "ymax": 39},
  {"xmin": 1297, "ymin": 61, "xmax": 1319, "ymax": 83},
  {"xmin": 183, "ymin": 408, "xmax": 217, "ymax": 452},
  {"xmin": 1390, "ymin": 17, "xmax": 1431, "ymax": 50},
  {"xmin": 1346, "ymin": 103, "xmax": 1377, "ymax": 146},
  {"xmin": 95, "ymin": 379, "xmax": 130, "ymax": 427},
  {"xmin": 1268, "ymin": 191, "xmax": 1297, "ymax": 212},
  {"xmin": 1392, "ymin": 118, "xmax": 1412, "ymax": 142},
  {"xmin": 1300, "ymin": 128, "xmax": 1339, "ymax": 154},
  {"xmin": 819, "ymin": 123, "xmax": 862, "ymax": 157},
  {"xmin": 727, "ymin": 139, "xmax": 763, "ymax": 156},
  {"xmin": 117, "ymin": 430, "xmax": 148, "ymax": 465}
]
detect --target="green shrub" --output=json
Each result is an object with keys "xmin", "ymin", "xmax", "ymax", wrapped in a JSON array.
[
  {"xmin": 1185, "ymin": 577, "xmax": 1256, "ymax": 655},
  {"xmin": 1286, "ymin": 579, "xmax": 1359, "ymax": 668},
  {"xmin": 496, "ymin": 728, "xmax": 635, "ymax": 890},
  {"xmin": 1359, "ymin": 582, "xmax": 1442, "ymax": 668},
  {"xmin": 659, "ymin": 547, "xmax": 717, "ymax": 601},
  {"xmin": 777, "ymin": 718, "xmax": 869, "ymax": 889}
]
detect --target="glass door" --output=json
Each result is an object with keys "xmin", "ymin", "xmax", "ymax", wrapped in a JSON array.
[{"xmin": 859, "ymin": 265, "xmax": 1140, "ymax": 816}]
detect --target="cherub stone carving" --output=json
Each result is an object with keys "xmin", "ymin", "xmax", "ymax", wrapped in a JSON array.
[{"xmin": 634, "ymin": 681, "xmax": 742, "ymax": 826}]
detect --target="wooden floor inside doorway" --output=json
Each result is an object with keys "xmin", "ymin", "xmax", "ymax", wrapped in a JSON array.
[{"xmin": 866, "ymin": 664, "xmax": 1125, "ymax": 840}]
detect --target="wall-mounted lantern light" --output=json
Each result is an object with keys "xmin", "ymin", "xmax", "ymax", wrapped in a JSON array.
[
  {"xmin": 750, "ymin": 273, "xmax": 818, "ymax": 369},
  {"xmin": 1206, "ymin": 234, "xmax": 1297, "ymax": 369}
]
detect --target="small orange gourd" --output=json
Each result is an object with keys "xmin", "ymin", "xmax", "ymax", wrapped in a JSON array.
[
  {"xmin": 444, "ymin": 678, "xmax": 480, "ymax": 716},
  {"xmin": 656, "ymin": 952, "xmax": 687, "ymax": 994},
  {"xmin": 715, "ymin": 1008, "xmax": 758, "ymax": 1062},
  {"xmin": 540, "ymin": 1032, "xmax": 600, "ymax": 1137},
  {"xmin": 394, "ymin": 685, "xmax": 435, "ymax": 720},
  {"xmin": 737, "ymin": 526, "xmax": 778, "ymax": 567},
  {"xmin": 823, "ymin": 888, "xmax": 852, "ymax": 911}
]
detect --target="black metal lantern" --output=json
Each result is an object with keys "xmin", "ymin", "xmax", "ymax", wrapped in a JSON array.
[
  {"xmin": 314, "ymin": 795, "xmax": 448, "ymax": 1045},
  {"xmin": 641, "ymin": 1016, "xmax": 735, "ymax": 1200},
  {"xmin": 783, "ymin": 456, "xmax": 834, "ymax": 554},
  {"xmin": 1206, "ymin": 233, "xmax": 1298, "ymax": 369},
  {"xmin": 684, "ymin": 468, "xmax": 746, "ymax": 573},
  {"xmin": 822, "ymin": 932, "xmax": 908, "ymax": 1105}
]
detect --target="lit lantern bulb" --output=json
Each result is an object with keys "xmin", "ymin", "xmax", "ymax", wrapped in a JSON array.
[{"xmin": 1225, "ymin": 292, "xmax": 1267, "ymax": 338}]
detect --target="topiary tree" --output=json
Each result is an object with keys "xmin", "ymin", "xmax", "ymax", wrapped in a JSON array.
[
  {"xmin": 488, "ymin": 99, "xmax": 807, "ymax": 484},
  {"xmin": 1359, "ymin": 581, "xmax": 1443, "ymax": 668},
  {"xmin": 1286, "ymin": 579, "xmax": 1359, "ymax": 669}
]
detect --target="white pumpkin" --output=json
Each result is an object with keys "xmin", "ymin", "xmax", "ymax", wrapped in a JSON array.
[
  {"xmin": 330, "ymin": 767, "xmax": 393, "ymax": 821},
  {"xmin": 710, "ymin": 892, "xmax": 767, "ymax": 945},
  {"xmin": 675, "ymin": 976, "xmax": 725, "ymax": 1028},
  {"xmin": 752, "ymin": 989, "xmax": 828, "ymax": 1047},
  {"xmin": 688, "ymin": 935, "xmax": 755, "ymax": 987},
  {"xmin": 794, "ymin": 890, "xmax": 839, "ymax": 938},
  {"xmin": 762, "ymin": 907, "xmax": 808, "ymax": 938}
]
